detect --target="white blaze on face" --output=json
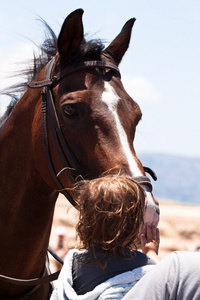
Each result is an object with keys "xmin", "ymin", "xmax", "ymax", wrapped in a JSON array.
[
  {"xmin": 101, "ymin": 81, "xmax": 141, "ymax": 177},
  {"xmin": 101, "ymin": 81, "xmax": 160, "ymax": 226}
]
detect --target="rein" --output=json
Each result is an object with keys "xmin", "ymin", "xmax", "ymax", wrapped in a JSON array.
[{"xmin": 0, "ymin": 248, "xmax": 61, "ymax": 300}]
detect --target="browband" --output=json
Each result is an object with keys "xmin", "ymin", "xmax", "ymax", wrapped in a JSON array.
[{"xmin": 27, "ymin": 60, "xmax": 121, "ymax": 89}]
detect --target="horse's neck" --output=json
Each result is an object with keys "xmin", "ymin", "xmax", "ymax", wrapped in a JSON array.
[{"xmin": 0, "ymin": 94, "xmax": 57, "ymax": 285}]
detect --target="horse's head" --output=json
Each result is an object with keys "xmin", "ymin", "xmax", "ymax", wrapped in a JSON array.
[{"xmin": 31, "ymin": 9, "xmax": 159, "ymax": 226}]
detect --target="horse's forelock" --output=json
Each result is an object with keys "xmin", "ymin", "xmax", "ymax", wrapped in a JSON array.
[{"xmin": 0, "ymin": 18, "xmax": 105, "ymax": 124}]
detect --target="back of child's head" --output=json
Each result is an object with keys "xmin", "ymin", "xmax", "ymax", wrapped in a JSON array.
[{"xmin": 75, "ymin": 173, "xmax": 145, "ymax": 259}]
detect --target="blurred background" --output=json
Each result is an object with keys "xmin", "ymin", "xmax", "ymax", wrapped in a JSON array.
[{"xmin": 1, "ymin": 1, "xmax": 200, "ymax": 262}]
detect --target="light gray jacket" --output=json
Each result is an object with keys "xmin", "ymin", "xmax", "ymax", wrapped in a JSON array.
[{"xmin": 50, "ymin": 249, "xmax": 154, "ymax": 300}]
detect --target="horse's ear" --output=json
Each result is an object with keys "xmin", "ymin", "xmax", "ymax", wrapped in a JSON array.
[
  {"xmin": 57, "ymin": 9, "xmax": 84, "ymax": 60},
  {"xmin": 103, "ymin": 18, "xmax": 136, "ymax": 65}
]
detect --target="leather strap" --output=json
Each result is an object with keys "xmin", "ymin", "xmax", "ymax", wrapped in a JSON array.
[
  {"xmin": 0, "ymin": 247, "xmax": 63, "ymax": 287},
  {"xmin": 133, "ymin": 176, "xmax": 153, "ymax": 192},
  {"xmin": 28, "ymin": 60, "xmax": 120, "ymax": 89},
  {"xmin": 143, "ymin": 166, "xmax": 157, "ymax": 181},
  {"xmin": 0, "ymin": 270, "xmax": 60, "ymax": 287},
  {"xmin": 48, "ymin": 246, "xmax": 64, "ymax": 265},
  {"xmin": 41, "ymin": 58, "xmax": 79, "ymax": 207}
]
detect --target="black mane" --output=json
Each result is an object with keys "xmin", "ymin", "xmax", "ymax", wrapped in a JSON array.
[{"xmin": 0, "ymin": 19, "xmax": 104, "ymax": 126}]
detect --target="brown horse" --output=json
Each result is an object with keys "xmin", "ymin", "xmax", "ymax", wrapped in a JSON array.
[{"xmin": 0, "ymin": 9, "xmax": 159, "ymax": 299}]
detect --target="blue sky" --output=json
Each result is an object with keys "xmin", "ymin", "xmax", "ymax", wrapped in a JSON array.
[{"xmin": 0, "ymin": 0, "xmax": 200, "ymax": 158}]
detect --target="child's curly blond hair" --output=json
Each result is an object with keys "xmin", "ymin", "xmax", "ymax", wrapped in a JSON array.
[{"xmin": 75, "ymin": 173, "xmax": 145, "ymax": 263}]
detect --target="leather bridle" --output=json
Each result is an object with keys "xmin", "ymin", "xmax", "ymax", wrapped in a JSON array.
[
  {"xmin": 0, "ymin": 58, "xmax": 157, "ymax": 298},
  {"xmin": 28, "ymin": 57, "xmax": 122, "ymax": 207},
  {"xmin": 28, "ymin": 57, "xmax": 157, "ymax": 203}
]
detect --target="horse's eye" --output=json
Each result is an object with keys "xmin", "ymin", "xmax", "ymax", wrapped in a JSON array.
[{"xmin": 63, "ymin": 104, "xmax": 78, "ymax": 117}]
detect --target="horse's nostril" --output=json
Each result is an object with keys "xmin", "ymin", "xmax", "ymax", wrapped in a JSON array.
[{"xmin": 155, "ymin": 206, "xmax": 160, "ymax": 215}]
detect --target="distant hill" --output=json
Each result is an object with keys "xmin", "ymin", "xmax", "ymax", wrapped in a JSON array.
[{"xmin": 139, "ymin": 153, "xmax": 200, "ymax": 204}]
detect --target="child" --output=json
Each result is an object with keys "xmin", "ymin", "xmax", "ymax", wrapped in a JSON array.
[{"xmin": 50, "ymin": 173, "xmax": 160, "ymax": 300}]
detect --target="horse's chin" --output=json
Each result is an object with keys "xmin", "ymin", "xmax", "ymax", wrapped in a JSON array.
[{"xmin": 143, "ymin": 192, "xmax": 160, "ymax": 227}]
